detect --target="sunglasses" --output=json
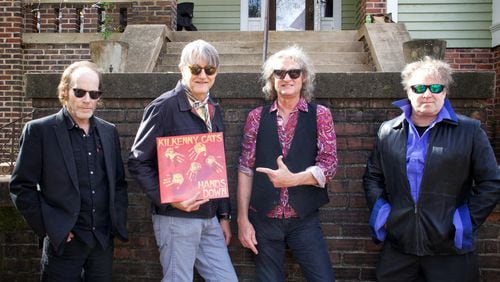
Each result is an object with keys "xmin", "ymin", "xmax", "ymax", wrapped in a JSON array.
[
  {"xmin": 410, "ymin": 84, "xmax": 445, "ymax": 94},
  {"xmin": 72, "ymin": 88, "xmax": 102, "ymax": 100},
  {"xmin": 188, "ymin": 64, "xmax": 217, "ymax": 76},
  {"xmin": 273, "ymin": 69, "xmax": 302, "ymax": 80}
]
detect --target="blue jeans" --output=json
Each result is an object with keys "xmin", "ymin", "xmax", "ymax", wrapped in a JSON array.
[
  {"xmin": 250, "ymin": 211, "xmax": 335, "ymax": 282},
  {"xmin": 152, "ymin": 215, "xmax": 237, "ymax": 282}
]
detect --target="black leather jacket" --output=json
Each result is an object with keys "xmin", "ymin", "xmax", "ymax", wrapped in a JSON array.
[{"xmin": 364, "ymin": 110, "xmax": 500, "ymax": 256}]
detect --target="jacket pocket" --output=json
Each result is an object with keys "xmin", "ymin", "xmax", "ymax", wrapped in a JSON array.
[
  {"xmin": 452, "ymin": 203, "xmax": 473, "ymax": 250},
  {"xmin": 368, "ymin": 198, "xmax": 391, "ymax": 243}
]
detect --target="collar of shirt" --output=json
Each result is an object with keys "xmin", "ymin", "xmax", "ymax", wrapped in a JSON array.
[
  {"xmin": 62, "ymin": 107, "xmax": 96, "ymax": 132},
  {"xmin": 269, "ymin": 97, "xmax": 309, "ymax": 114},
  {"xmin": 392, "ymin": 98, "xmax": 457, "ymax": 129}
]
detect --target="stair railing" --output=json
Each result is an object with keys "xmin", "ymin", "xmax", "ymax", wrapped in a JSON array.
[
  {"xmin": 0, "ymin": 111, "xmax": 33, "ymax": 175},
  {"xmin": 262, "ymin": 0, "xmax": 269, "ymax": 63}
]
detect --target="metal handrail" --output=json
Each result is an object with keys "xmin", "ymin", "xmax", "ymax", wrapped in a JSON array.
[{"xmin": 0, "ymin": 111, "xmax": 34, "ymax": 175}]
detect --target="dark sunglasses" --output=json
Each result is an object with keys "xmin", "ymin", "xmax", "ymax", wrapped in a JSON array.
[
  {"xmin": 273, "ymin": 69, "xmax": 302, "ymax": 79},
  {"xmin": 72, "ymin": 88, "xmax": 102, "ymax": 100},
  {"xmin": 410, "ymin": 84, "xmax": 445, "ymax": 94},
  {"xmin": 188, "ymin": 64, "xmax": 217, "ymax": 76}
]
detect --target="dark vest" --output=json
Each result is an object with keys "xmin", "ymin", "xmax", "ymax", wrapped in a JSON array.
[{"xmin": 251, "ymin": 103, "xmax": 329, "ymax": 218}]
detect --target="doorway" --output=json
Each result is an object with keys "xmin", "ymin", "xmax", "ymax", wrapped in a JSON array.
[
  {"xmin": 240, "ymin": 0, "xmax": 340, "ymax": 31},
  {"xmin": 269, "ymin": 0, "xmax": 314, "ymax": 31}
]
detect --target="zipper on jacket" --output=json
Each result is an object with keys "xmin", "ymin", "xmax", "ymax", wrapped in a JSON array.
[{"xmin": 414, "ymin": 203, "xmax": 423, "ymax": 255}]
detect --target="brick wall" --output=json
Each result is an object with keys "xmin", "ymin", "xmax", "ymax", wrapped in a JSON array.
[
  {"xmin": 444, "ymin": 48, "xmax": 498, "ymax": 159},
  {"xmin": 0, "ymin": 0, "xmax": 27, "ymax": 164},
  {"xmin": 445, "ymin": 48, "xmax": 495, "ymax": 71},
  {"xmin": 0, "ymin": 0, "xmax": 24, "ymax": 119},
  {"xmin": 494, "ymin": 46, "xmax": 500, "ymax": 160},
  {"xmin": 0, "ymin": 0, "xmax": 177, "ymax": 173},
  {"xmin": 23, "ymin": 43, "xmax": 91, "ymax": 73},
  {"xmin": 1, "ymin": 72, "xmax": 498, "ymax": 281},
  {"xmin": 365, "ymin": 0, "xmax": 386, "ymax": 15},
  {"xmin": 128, "ymin": 0, "xmax": 177, "ymax": 27},
  {"xmin": 22, "ymin": 2, "xmax": 136, "ymax": 34},
  {"xmin": 357, "ymin": 0, "xmax": 387, "ymax": 26},
  {"xmin": 444, "ymin": 52, "xmax": 500, "ymax": 282}
]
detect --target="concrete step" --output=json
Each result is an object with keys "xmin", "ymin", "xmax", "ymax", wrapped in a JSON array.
[
  {"xmin": 156, "ymin": 30, "xmax": 374, "ymax": 74},
  {"xmin": 165, "ymin": 41, "xmax": 364, "ymax": 54},
  {"xmin": 167, "ymin": 30, "xmax": 359, "ymax": 42},
  {"xmin": 158, "ymin": 52, "xmax": 369, "ymax": 66},
  {"xmin": 155, "ymin": 64, "xmax": 374, "ymax": 73}
]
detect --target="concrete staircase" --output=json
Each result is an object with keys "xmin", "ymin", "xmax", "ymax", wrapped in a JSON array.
[{"xmin": 154, "ymin": 31, "xmax": 375, "ymax": 73}]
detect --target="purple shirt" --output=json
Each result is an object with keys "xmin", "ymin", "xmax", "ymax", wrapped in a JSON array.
[{"xmin": 394, "ymin": 98, "xmax": 453, "ymax": 203}]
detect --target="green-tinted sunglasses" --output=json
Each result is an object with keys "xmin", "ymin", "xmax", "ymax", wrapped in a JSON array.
[{"xmin": 410, "ymin": 84, "xmax": 445, "ymax": 94}]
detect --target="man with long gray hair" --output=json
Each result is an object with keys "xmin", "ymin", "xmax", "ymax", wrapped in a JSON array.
[{"xmin": 237, "ymin": 46, "xmax": 338, "ymax": 281}]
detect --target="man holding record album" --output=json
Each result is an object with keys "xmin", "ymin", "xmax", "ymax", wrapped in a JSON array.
[{"xmin": 128, "ymin": 40, "xmax": 237, "ymax": 282}]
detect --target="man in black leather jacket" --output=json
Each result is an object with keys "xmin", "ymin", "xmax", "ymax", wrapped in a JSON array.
[{"xmin": 363, "ymin": 56, "xmax": 500, "ymax": 281}]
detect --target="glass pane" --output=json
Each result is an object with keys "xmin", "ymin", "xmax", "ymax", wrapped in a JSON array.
[
  {"xmin": 249, "ymin": 0, "xmax": 261, "ymax": 18},
  {"xmin": 321, "ymin": 0, "xmax": 333, "ymax": 18},
  {"xmin": 276, "ymin": 0, "xmax": 305, "ymax": 31}
]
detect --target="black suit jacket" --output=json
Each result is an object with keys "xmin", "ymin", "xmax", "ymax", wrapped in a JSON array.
[{"xmin": 10, "ymin": 109, "xmax": 128, "ymax": 251}]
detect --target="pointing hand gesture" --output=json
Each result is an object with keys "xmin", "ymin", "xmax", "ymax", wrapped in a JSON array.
[{"xmin": 256, "ymin": 155, "xmax": 296, "ymax": 188}]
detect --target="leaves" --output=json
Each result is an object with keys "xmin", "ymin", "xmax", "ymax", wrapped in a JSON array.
[{"xmin": 97, "ymin": 2, "xmax": 115, "ymax": 40}]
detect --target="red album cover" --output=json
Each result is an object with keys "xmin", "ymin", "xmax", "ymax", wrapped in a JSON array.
[{"xmin": 156, "ymin": 132, "xmax": 229, "ymax": 203}]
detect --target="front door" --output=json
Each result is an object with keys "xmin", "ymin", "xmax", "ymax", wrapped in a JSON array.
[
  {"xmin": 240, "ymin": 0, "xmax": 339, "ymax": 31},
  {"xmin": 269, "ymin": 0, "xmax": 314, "ymax": 31}
]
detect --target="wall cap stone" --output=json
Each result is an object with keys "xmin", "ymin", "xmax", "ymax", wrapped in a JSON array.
[
  {"xmin": 25, "ymin": 72, "xmax": 495, "ymax": 100},
  {"xmin": 22, "ymin": 33, "xmax": 121, "ymax": 44}
]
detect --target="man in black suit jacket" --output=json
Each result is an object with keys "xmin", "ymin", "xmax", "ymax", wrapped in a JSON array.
[{"xmin": 10, "ymin": 61, "xmax": 128, "ymax": 282}]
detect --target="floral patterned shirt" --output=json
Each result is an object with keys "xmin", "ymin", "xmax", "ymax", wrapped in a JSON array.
[{"xmin": 239, "ymin": 98, "xmax": 338, "ymax": 218}]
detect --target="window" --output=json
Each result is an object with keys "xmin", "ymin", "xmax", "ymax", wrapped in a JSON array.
[{"xmin": 249, "ymin": 0, "xmax": 260, "ymax": 18}]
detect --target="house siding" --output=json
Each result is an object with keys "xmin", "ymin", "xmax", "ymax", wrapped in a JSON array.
[
  {"xmin": 181, "ymin": 0, "xmax": 361, "ymax": 31},
  {"xmin": 178, "ymin": 0, "xmax": 240, "ymax": 31},
  {"xmin": 397, "ymin": 0, "xmax": 493, "ymax": 48},
  {"xmin": 342, "ymin": 0, "xmax": 360, "ymax": 30}
]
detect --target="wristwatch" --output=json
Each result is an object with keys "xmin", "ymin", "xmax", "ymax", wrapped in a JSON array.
[{"xmin": 218, "ymin": 213, "xmax": 232, "ymax": 222}]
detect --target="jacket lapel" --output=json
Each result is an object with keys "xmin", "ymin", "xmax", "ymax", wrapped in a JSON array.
[
  {"xmin": 53, "ymin": 110, "xmax": 79, "ymax": 191},
  {"xmin": 394, "ymin": 118, "xmax": 413, "ymax": 199},
  {"xmin": 95, "ymin": 120, "xmax": 115, "ymax": 199}
]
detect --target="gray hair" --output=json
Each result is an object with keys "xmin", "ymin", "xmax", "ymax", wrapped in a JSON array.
[
  {"xmin": 401, "ymin": 56, "xmax": 453, "ymax": 92},
  {"xmin": 261, "ymin": 45, "xmax": 315, "ymax": 101},
  {"xmin": 178, "ymin": 39, "xmax": 220, "ymax": 69}
]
